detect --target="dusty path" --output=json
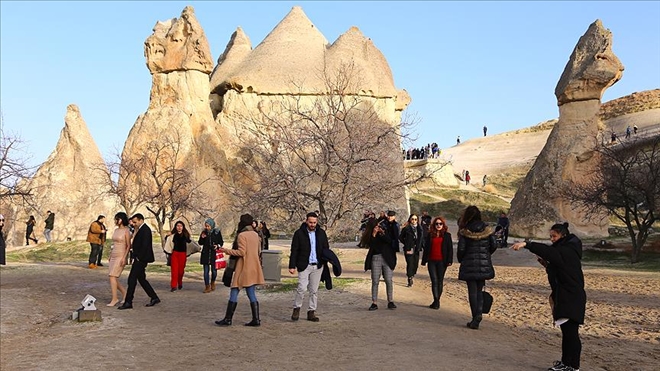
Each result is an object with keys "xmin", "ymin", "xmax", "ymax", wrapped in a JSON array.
[{"xmin": 1, "ymin": 240, "xmax": 658, "ymax": 370}]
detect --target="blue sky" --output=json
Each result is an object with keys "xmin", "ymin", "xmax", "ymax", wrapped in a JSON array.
[{"xmin": 1, "ymin": 1, "xmax": 659, "ymax": 167}]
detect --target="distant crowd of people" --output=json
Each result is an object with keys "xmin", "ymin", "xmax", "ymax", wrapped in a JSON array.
[{"xmin": 403, "ymin": 142, "xmax": 441, "ymax": 160}]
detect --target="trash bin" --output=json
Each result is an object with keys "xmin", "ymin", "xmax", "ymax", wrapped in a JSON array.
[{"xmin": 261, "ymin": 250, "xmax": 282, "ymax": 282}]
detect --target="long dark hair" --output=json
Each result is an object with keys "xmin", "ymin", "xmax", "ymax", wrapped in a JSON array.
[
  {"xmin": 171, "ymin": 220, "xmax": 191, "ymax": 239},
  {"xmin": 458, "ymin": 205, "xmax": 482, "ymax": 229},
  {"xmin": 114, "ymin": 212, "xmax": 129, "ymax": 227}
]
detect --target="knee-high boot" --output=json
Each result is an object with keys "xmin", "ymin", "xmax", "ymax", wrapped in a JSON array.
[
  {"xmin": 215, "ymin": 301, "xmax": 237, "ymax": 326},
  {"xmin": 245, "ymin": 301, "xmax": 260, "ymax": 327}
]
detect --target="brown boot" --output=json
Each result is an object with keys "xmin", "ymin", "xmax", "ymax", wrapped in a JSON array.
[
  {"xmin": 307, "ymin": 310, "xmax": 319, "ymax": 322},
  {"xmin": 291, "ymin": 307, "xmax": 300, "ymax": 321},
  {"xmin": 210, "ymin": 281, "xmax": 216, "ymax": 291},
  {"xmin": 203, "ymin": 285, "xmax": 211, "ymax": 293}
]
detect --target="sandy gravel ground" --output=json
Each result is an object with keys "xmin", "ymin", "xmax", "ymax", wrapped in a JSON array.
[{"xmin": 1, "ymin": 240, "xmax": 658, "ymax": 371}]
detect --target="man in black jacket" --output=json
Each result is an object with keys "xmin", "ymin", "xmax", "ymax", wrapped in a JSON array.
[
  {"xmin": 119, "ymin": 214, "xmax": 160, "ymax": 310},
  {"xmin": 288, "ymin": 212, "xmax": 329, "ymax": 322}
]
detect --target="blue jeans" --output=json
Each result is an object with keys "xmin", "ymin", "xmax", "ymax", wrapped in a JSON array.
[
  {"xmin": 229, "ymin": 285, "xmax": 258, "ymax": 303},
  {"xmin": 203, "ymin": 264, "xmax": 217, "ymax": 286}
]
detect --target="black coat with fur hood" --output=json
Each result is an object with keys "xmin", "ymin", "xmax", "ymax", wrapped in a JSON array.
[{"xmin": 457, "ymin": 221, "xmax": 497, "ymax": 281}]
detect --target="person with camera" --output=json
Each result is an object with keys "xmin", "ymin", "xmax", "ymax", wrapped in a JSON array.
[
  {"xmin": 457, "ymin": 205, "xmax": 497, "ymax": 329},
  {"xmin": 512, "ymin": 223, "xmax": 586, "ymax": 371},
  {"xmin": 364, "ymin": 218, "xmax": 397, "ymax": 311},
  {"xmin": 198, "ymin": 218, "xmax": 224, "ymax": 293}
]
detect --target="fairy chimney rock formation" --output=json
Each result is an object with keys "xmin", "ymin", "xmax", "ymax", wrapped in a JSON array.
[
  {"xmin": 210, "ymin": 6, "xmax": 411, "ymax": 231},
  {"xmin": 22, "ymin": 104, "xmax": 119, "ymax": 241},
  {"xmin": 210, "ymin": 6, "xmax": 410, "ymax": 108},
  {"xmin": 145, "ymin": 5, "xmax": 214, "ymax": 74},
  {"xmin": 509, "ymin": 20, "xmax": 624, "ymax": 238},
  {"xmin": 122, "ymin": 6, "xmax": 232, "ymax": 231}
]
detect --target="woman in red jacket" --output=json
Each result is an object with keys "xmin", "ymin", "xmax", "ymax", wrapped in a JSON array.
[{"xmin": 422, "ymin": 216, "xmax": 453, "ymax": 309}]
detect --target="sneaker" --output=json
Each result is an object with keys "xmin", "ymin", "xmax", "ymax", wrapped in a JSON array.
[
  {"xmin": 548, "ymin": 361, "xmax": 568, "ymax": 371},
  {"xmin": 88, "ymin": 263, "xmax": 97, "ymax": 269},
  {"xmin": 368, "ymin": 303, "xmax": 378, "ymax": 311},
  {"xmin": 387, "ymin": 302, "xmax": 397, "ymax": 309},
  {"xmin": 96, "ymin": 263, "xmax": 104, "ymax": 267}
]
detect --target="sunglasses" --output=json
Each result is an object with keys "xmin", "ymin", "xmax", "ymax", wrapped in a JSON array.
[{"xmin": 435, "ymin": 222, "xmax": 443, "ymax": 226}]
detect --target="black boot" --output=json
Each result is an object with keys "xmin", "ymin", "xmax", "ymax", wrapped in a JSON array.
[
  {"xmin": 245, "ymin": 301, "xmax": 261, "ymax": 327},
  {"xmin": 215, "ymin": 301, "xmax": 237, "ymax": 326},
  {"xmin": 407, "ymin": 277, "xmax": 413, "ymax": 287},
  {"xmin": 467, "ymin": 314, "xmax": 482, "ymax": 329}
]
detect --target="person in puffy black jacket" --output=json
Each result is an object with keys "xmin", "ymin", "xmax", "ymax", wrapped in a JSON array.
[
  {"xmin": 512, "ymin": 222, "xmax": 586, "ymax": 371},
  {"xmin": 457, "ymin": 206, "xmax": 497, "ymax": 329}
]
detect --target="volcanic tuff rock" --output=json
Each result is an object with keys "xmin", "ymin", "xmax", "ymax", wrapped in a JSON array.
[
  {"xmin": 144, "ymin": 5, "xmax": 214, "ymax": 74},
  {"xmin": 210, "ymin": 6, "xmax": 411, "ymax": 225},
  {"xmin": 509, "ymin": 20, "xmax": 624, "ymax": 238},
  {"xmin": 599, "ymin": 89, "xmax": 660, "ymax": 120},
  {"xmin": 210, "ymin": 6, "xmax": 410, "ymax": 112},
  {"xmin": 11, "ymin": 105, "xmax": 119, "ymax": 243},
  {"xmin": 122, "ymin": 6, "xmax": 232, "ymax": 234}
]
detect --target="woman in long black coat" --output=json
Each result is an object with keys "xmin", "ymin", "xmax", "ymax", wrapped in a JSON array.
[
  {"xmin": 457, "ymin": 206, "xmax": 497, "ymax": 329},
  {"xmin": 512, "ymin": 222, "xmax": 586, "ymax": 371},
  {"xmin": 399, "ymin": 214, "xmax": 424, "ymax": 287},
  {"xmin": 198, "ymin": 218, "xmax": 224, "ymax": 293}
]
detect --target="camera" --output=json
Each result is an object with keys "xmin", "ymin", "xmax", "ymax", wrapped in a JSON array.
[{"xmin": 377, "ymin": 221, "xmax": 388, "ymax": 231}]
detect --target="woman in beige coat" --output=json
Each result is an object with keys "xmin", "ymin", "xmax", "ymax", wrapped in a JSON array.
[{"xmin": 215, "ymin": 213, "xmax": 265, "ymax": 327}]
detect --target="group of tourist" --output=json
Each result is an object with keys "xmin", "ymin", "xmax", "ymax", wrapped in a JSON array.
[
  {"xmin": 403, "ymin": 142, "xmax": 441, "ymax": 160},
  {"xmin": 32, "ymin": 204, "xmax": 583, "ymax": 371},
  {"xmin": 356, "ymin": 206, "xmax": 583, "ymax": 371},
  {"xmin": 19, "ymin": 211, "xmax": 55, "ymax": 246}
]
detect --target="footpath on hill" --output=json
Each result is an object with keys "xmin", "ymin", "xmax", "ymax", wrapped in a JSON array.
[{"xmin": 1, "ymin": 240, "xmax": 658, "ymax": 370}]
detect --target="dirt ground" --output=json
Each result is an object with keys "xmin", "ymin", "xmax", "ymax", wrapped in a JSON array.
[{"xmin": 1, "ymin": 240, "xmax": 659, "ymax": 371}]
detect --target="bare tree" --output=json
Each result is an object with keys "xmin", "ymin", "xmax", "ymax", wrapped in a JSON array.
[
  {"xmin": 118, "ymin": 132, "xmax": 216, "ymax": 246},
  {"xmin": 102, "ymin": 146, "xmax": 145, "ymax": 218},
  {"xmin": 564, "ymin": 137, "xmax": 660, "ymax": 263},
  {"xmin": 222, "ymin": 62, "xmax": 432, "ymax": 238},
  {"xmin": 0, "ymin": 130, "xmax": 36, "ymax": 202}
]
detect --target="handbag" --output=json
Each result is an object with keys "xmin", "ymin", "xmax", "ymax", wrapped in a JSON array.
[
  {"xmin": 165, "ymin": 253, "xmax": 171, "ymax": 267},
  {"xmin": 482, "ymin": 290, "xmax": 493, "ymax": 314},
  {"xmin": 221, "ymin": 256, "xmax": 238, "ymax": 287},
  {"xmin": 215, "ymin": 251, "xmax": 227, "ymax": 269}
]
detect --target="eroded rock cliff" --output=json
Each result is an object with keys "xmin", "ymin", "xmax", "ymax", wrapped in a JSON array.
[{"xmin": 509, "ymin": 20, "xmax": 624, "ymax": 238}]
